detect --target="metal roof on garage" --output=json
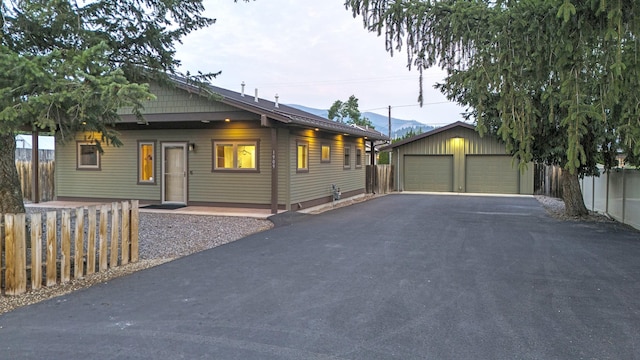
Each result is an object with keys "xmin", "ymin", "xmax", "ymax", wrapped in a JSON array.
[{"xmin": 380, "ymin": 121, "xmax": 475, "ymax": 150}]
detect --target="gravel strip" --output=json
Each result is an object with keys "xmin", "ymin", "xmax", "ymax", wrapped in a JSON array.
[
  {"xmin": 535, "ymin": 195, "xmax": 614, "ymax": 222},
  {"xmin": 1, "ymin": 211, "xmax": 272, "ymax": 314}
]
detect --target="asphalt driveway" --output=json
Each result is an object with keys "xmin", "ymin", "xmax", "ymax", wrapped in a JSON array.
[{"xmin": 1, "ymin": 194, "xmax": 639, "ymax": 359}]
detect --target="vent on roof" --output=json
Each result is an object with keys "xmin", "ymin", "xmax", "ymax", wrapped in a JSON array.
[
  {"xmin": 254, "ymin": 88, "xmax": 258, "ymax": 102},
  {"xmin": 241, "ymin": 81, "xmax": 245, "ymax": 97},
  {"xmin": 275, "ymin": 94, "xmax": 279, "ymax": 108}
]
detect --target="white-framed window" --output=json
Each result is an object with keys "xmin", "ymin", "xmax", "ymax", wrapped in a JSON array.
[
  {"xmin": 138, "ymin": 141, "xmax": 155, "ymax": 184},
  {"xmin": 343, "ymin": 146, "xmax": 351, "ymax": 169},
  {"xmin": 297, "ymin": 141, "xmax": 309, "ymax": 172},
  {"xmin": 321, "ymin": 144, "xmax": 331, "ymax": 163},
  {"xmin": 77, "ymin": 141, "xmax": 100, "ymax": 170},
  {"xmin": 212, "ymin": 140, "xmax": 259, "ymax": 171},
  {"xmin": 356, "ymin": 148, "xmax": 363, "ymax": 168}
]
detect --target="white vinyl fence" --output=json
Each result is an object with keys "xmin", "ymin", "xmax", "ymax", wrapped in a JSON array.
[{"xmin": 581, "ymin": 167, "xmax": 640, "ymax": 230}]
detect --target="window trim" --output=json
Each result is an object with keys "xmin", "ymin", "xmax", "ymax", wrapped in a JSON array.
[
  {"xmin": 321, "ymin": 144, "xmax": 331, "ymax": 163},
  {"xmin": 137, "ymin": 140, "xmax": 156, "ymax": 185},
  {"xmin": 211, "ymin": 139, "xmax": 260, "ymax": 173},
  {"xmin": 76, "ymin": 141, "xmax": 101, "ymax": 170},
  {"xmin": 343, "ymin": 145, "xmax": 351, "ymax": 169},
  {"xmin": 296, "ymin": 140, "xmax": 309, "ymax": 173},
  {"xmin": 356, "ymin": 147, "xmax": 363, "ymax": 168}
]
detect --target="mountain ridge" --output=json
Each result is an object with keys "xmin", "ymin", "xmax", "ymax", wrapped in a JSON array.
[{"xmin": 287, "ymin": 104, "xmax": 433, "ymax": 138}]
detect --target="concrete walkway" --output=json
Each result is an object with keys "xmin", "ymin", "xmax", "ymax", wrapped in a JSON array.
[
  {"xmin": 24, "ymin": 195, "xmax": 367, "ymax": 219},
  {"xmin": 5, "ymin": 194, "xmax": 640, "ymax": 359}
]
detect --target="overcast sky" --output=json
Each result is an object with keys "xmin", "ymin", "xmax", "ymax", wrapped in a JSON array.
[{"xmin": 175, "ymin": 0, "xmax": 466, "ymax": 126}]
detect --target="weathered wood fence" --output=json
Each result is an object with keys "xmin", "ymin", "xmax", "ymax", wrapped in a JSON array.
[
  {"xmin": 534, "ymin": 164, "xmax": 563, "ymax": 198},
  {"xmin": 0, "ymin": 200, "xmax": 139, "ymax": 297},
  {"xmin": 16, "ymin": 160, "xmax": 55, "ymax": 202},
  {"xmin": 366, "ymin": 165, "xmax": 394, "ymax": 194}
]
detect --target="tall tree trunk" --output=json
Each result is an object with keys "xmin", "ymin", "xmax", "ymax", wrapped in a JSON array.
[
  {"xmin": 0, "ymin": 133, "xmax": 26, "ymax": 214},
  {"xmin": 561, "ymin": 170, "xmax": 588, "ymax": 217}
]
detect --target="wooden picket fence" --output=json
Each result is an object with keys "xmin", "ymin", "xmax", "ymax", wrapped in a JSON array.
[{"xmin": 0, "ymin": 200, "xmax": 139, "ymax": 297}]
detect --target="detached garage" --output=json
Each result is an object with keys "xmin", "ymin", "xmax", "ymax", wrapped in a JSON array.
[{"xmin": 383, "ymin": 122, "xmax": 533, "ymax": 195}]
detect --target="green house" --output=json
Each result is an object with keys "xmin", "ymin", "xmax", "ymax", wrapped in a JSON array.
[{"xmin": 55, "ymin": 78, "xmax": 387, "ymax": 213}]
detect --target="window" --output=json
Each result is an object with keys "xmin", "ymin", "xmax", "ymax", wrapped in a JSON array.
[
  {"xmin": 321, "ymin": 144, "xmax": 331, "ymax": 163},
  {"xmin": 77, "ymin": 141, "xmax": 100, "ymax": 170},
  {"xmin": 297, "ymin": 141, "xmax": 309, "ymax": 172},
  {"xmin": 138, "ymin": 141, "xmax": 155, "ymax": 184},
  {"xmin": 356, "ymin": 148, "xmax": 363, "ymax": 168},
  {"xmin": 344, "ymin": 146, "xmax": 351, "ymax": 169},
  {"xmin": 212, "ymin": 140, "xmax": 259, "ymax": 171}
]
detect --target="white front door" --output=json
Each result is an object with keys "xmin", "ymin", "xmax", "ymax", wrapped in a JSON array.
[{"xmin": 162, "ymin": 143, "xmax": 187, "ymax": 204}]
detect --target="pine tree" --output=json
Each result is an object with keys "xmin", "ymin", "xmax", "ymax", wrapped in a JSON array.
[
  {"xmin": 0, "ymin": 0, "xmax": 216, "ymax": 213},
  {"xmin": 346, "ymin": 0, "xmax": 640, "ymax": 216}
]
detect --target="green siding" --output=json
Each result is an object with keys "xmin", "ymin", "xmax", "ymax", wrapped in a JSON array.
[
  {"xmin": 288, "ymin": 131, "xmax": 365, "ymax": 206},
  {"xmin": 118, "ymin": 82, "xmax": 237, "ymax": 115},
  {"xmin": 56, "ymin": 127, "xmax": 273, "ymax": 205},
  {"xmin": 276, "ymin": 128, "xmax": 291, "ymax": 208}
]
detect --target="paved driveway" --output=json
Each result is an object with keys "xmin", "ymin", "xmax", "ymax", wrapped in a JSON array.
[{"xmin": 1, "ymin": 194, "xmax": 639, "ymax": 359}]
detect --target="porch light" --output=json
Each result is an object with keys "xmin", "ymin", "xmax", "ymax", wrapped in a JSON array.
[
  {"xmin": 314, "ymin": 128, "xmax": 320, "ymax": 131},
  {"xmin": 188, "ymin": 143, "xmax": 196, "ymax": 152},
  {"xmin": 224, "ymin": 118, "xmax": 231, "ymax": 122}
]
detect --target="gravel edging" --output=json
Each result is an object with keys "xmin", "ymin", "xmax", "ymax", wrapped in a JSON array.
[{"xmin": 1, "ymin": 212, "xmax": 272, "ymax": 314}]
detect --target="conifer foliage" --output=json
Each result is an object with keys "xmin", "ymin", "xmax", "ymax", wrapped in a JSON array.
[
  {"xmin": 346, "ymin": 0, "xmax": 640, "ymax": 216},
  {"xmin": 0, "ymin": 0, "xmax": 215, "ymax": 213}
]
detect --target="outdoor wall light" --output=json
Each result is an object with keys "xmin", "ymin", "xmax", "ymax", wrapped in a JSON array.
[{"xmin": 188, "ymin": 143, "xmax": 196, "ymax": 152}]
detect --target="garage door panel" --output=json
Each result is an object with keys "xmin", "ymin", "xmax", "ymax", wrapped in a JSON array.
[
  {"xmin": 404, "ymin": 155, "xmax": 453, "ymax": 192},
  {"xmin": 466, "ymin": 155, "xmax": 518, "ymax": 194}
]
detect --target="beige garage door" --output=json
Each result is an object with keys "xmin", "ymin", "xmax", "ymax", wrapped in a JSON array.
[
  {"xmin": 466, "ymin": 155, "xmax": 519, "ymax": 194},
  {"xmin": 404, "ymin": 155, "xmax": 453, "ymax": 191}
]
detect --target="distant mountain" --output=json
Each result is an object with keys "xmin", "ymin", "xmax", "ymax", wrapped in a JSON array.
[{"xmin": 288, "ymin": 104, "xmax": 433, "ymax": 139}]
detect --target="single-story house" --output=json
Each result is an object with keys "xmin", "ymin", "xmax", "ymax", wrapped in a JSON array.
[
  {"xmin": 54, "ymin": 77, "xmax": 388, "ymax": 213},
  {"xmin": 381, "ymin": 121, "xmax": 533, "ymax": 194}
]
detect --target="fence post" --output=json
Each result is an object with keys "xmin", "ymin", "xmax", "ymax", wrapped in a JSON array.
[
  {"xmin": 99, "ymin": 205, "xmax": 109, "ymax": 271},
  {"xmin": 130, "ymin": 200, "xmax": 139, "ymax": 263},
  {"xmin": 74, "ymin": 207, "xmax": 84, "ymax": 279},
  {"xmin": 61, "ymin": 210, "xmax": 71, "ymax": 283},
  {"xmin": 121, "ymin": 201, "xmax": 130, "ymax": 265},
  {"xmin": 87, "ymin": 206, "xmax": 97, "ymax": 275},
  {"xmin": 46, "ymin": 211, "xmax": 57, "ymax": 287},
  {"xmin": 31, "ymin": 213, "xmax": 42, "ymax": 290},
  {"xmin": 110, "ymin": 202, "xmax": 119, "ymax": 268},
  {"xmin": 5, "ymin": 214, "xmax": 27, "ymax": 295}
]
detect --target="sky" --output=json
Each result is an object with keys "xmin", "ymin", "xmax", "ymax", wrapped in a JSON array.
[{"xmin": 174, "ymin": 0, "xmax": 467, "ymax": 126}]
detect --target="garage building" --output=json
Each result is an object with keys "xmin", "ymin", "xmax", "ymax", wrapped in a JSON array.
[{"xmin": 382, "ymin": 122, "xmax": 533, "ymax": 195}]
